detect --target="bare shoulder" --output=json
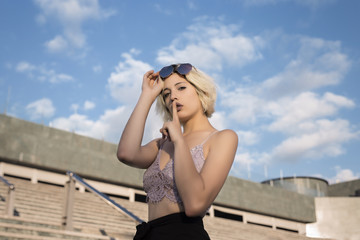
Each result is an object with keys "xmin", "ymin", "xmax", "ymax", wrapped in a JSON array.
[
  {"xmin": 204, "ymin": 129, "xmax": 238, "ymax": 168},
  {"xmin": 214, "ymin": 129, "xmax": 238, "ymax": 145},
  {"xmin": 207, "ymin": 129, "xmax": 238, "ymax": 156}
]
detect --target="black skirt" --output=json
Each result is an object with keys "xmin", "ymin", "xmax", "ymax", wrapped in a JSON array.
[{"xmin": 134, "ymin": 212, "xmax": 210, "ymax": 240}]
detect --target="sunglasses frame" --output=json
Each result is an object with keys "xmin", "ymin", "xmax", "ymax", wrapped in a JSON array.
[{"xmin": 159, "ymin": 63, "xmax": 193, "ymax": 79}]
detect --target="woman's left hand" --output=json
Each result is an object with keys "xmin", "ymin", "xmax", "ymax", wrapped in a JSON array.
[{"xmin": 160, "ymin": 101, "xmax": 183, "ymax": 143}]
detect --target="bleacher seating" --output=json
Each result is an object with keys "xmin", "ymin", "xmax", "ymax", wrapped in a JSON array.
[{"xmin": 0, "ymin": 175, "xmax": 330, "ymax": 240}]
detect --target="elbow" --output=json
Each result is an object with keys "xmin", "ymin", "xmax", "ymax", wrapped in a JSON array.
[
  {"xmin": 183, "ymin": 199, "xmax": 208, "ymax": 217},
  {"xmin": 117, "ymin": 148, "xmax": 132, "ymax": 164}
]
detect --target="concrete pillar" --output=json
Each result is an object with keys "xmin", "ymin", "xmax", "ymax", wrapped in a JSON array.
[
  {"xmin": 208, "ymin": 206, "xmax": 215, "ymax": 218},
  {"xmin": 0, "ymin": 162, "xmax": 4, "ymax": 176},
  {"xmin": 31, "ymin": 169, "xmax": 38, "ymax": 184},
  {"xmin": 129, "ymin": 189, "xmax": 135, "ymax": 202},
  {"xmin": 5, "ymin": 186, "xmax": 15, "ymax": 216},
  {"xmin": 62, "ymin": 178, "xmax": 75, "ymax": 231}
]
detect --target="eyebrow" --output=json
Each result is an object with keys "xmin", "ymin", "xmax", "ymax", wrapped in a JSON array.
[{"xmin": 163, "ymin": 81, "xmax": 186, "ymax": 92}]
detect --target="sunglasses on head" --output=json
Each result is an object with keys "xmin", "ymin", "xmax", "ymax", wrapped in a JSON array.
[{"xmin": 159, "ymin": 63, "xmax": 193, "ymax": 79}]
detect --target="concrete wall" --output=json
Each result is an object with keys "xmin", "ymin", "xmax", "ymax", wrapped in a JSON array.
[
  {"xmin": 0, "ymin": 114, "xmax": 316, "ymax": 223},
  {"xmin": 218, "ymin": 176, "xmax": 315, "ymax": 223},
  {"xmin": 328, "ymin": 179, "xmax": 360, "ymax": 197},
  {"xmin": 0, "ymin": 114, "xmax": 144, "ymax": 188},
  {"xmin": 306, "ymin": 197, "xmax": 360, "ymax": 240}
]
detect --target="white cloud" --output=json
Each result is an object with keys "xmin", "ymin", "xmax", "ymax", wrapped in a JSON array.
[
  {"xmin": 235, "ymin": 152, "xmax": 256, "ymax": 166},
  {"xmin": 48, "ymin": 49, "xmax": 164, "ymax": 145},
  {"xmin": 70, "ymin": 104, "xmax": 79, "ymax": 113},
  {"xmin": 48, "ymin": 73, "xmax": 74, "ymax": 83},
  {"xmin": 209, "ymin": 112, "xmax": 227, "ymax": 130},
  {"xmin": 15, "ymin": 61, "xmax": 74, "ymax": 83},
  {"xmin": 16, "ymin": 61, "xmax": 36, "ymax": 72},
  {"xmin": 107, "ymin": 50, "xmax": 152, "ymax": 104},
  {"xmin": 267, "ymin": 92, "xmax": 355, "ymax": 134},
  {"xmin": 70, "ymin": 101, "xmax": 95, "ymax": 114},
  {"xmin": 35, "ymin": 0, "xmax": 116, "ymax": 53},
  {"xmin": 329, "ymin": 166, "xmax": 360, "ymax": 184},
  {"xmin": 84, "ymin": 100, "xmax": 95, "ymax": 110},
  {"xmin": 26, "ymin": 98, "xmax": 55, "ymax": 120},
  {"xmin": 215, "ymin": 32, "xmax": 356, "ymax": 167},
  {"xmin": 45, "ymin": 35, "xmax": 68, "ymax": 52},
  {"xmin": 187, "ymin": 1, "xmax": 197, "ymax": 10},
  {"xmin": 220, "ymin": 87, "xmax": 264, "ymax": 124},
  {"xmin": 156, "ymin": 17, "xmax": 263, "ymax": 72},
  {"xmin": 230, "ymin": 151, "xmax": 259, "ymax": 178},
  {"xmin": 324, "ymin": 92, "xmax": 355, "ymax": 107},
  {"xmin": 154, "ymin": 4, "xmax": 172, "ymax": 15},
  {"xmin": 269, "ymin": 119, "xmax": 359, "ymax": 162},
  {"xmin": 224, "ymin": 88, "xmax": 358, "ymax": 165},
  {"xmin": 49, "ymin": 50, "xmax": 163, "ymax": 144},
  {"xmin": 296, "ymin": 0, "xmax": 337, "ymax": 9},
  {"xmin": 242, "ymin": 0, "xmax": 337, "ymax": 9},
  {"xmin": 51, "ymin": 105, "xmax": 163, "ymax": 144},
  {"xmin": 51, "ymin": 107, "xmax": 128, "ymax": 142},
  {"xmin": 260, "ymin": 37, "xmax": 350, "ymax": 99},
  {"xmin": 237, "ymin": 130, "xmax": 260, "ymax": 146}
]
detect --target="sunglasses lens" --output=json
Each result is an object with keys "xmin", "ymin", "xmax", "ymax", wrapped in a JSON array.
[
  {"xmin": 159, "ymin": 65, "xmax": 174, "ymax": 79},
  {"xmin": 177, "ymin": 63, "xmax": 192, "ymax": 75}
]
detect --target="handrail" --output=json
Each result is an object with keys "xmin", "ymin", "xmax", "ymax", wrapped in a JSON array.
[
  {"xmin": 0, "ymin": 175, "xmax": 15, "ymax": 190},
  {"xmin": 66, "ymin": 171, "xmax": 144, "ymax": 224},
  {"xmin": 0, "ymin": 175, "xmax": 15, "ymax": 216}
]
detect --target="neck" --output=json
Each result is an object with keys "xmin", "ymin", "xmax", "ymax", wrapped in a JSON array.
[{"xmin": 181, "ymin": 112, "xmax": 214, "ymax": 135}]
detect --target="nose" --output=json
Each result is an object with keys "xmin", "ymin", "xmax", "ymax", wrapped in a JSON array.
[{"xmin": 170, "ymin": 91, "xmax": 178, "ymax": 101}]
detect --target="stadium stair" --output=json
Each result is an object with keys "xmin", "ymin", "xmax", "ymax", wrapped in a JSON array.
[{"xmin": 0, "ymin": 175, "xmax": 331, "ymax": 240}]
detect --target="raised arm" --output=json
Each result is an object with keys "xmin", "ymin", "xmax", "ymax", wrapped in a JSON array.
[{"xmin": 117, "ymin": 70, "xmax": 164, "ymax": 169}]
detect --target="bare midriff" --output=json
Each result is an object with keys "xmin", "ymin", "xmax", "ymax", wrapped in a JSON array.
[{"xmin": 148, "ymin": 198, "xmax": 184, "ymax": 221}]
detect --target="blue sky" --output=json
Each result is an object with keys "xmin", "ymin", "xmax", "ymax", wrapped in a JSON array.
[{"xmin": 1, "ymin": 0, "xmax": 359, "ymax": 183}]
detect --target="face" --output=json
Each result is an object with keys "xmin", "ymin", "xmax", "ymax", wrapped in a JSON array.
[{"xmin": 161, "ymin": 74, "xmax": 203, "ymax": 121}]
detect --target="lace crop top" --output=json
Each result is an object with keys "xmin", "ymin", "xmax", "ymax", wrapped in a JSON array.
[{"xmin": 143, "ymin": 131, "xmax": 217, "ymax": 205}]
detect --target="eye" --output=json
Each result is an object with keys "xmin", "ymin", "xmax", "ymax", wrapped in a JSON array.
[
  {"xmin": 178, "ymin": 86, "xmax": 186, "ymax": 91},
  {"xmin": 163, "ymin": 92, "xmax": 170, "ymax": 99}
]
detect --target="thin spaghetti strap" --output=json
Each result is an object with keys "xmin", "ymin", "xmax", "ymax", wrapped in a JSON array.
[{"xmin": 200, "ymin": 131, "xmax": 218, "ymax": 146}]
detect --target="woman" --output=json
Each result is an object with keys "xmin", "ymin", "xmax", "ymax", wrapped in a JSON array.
[{"xmin": 117, "ymin": 63, "xmax": 238, "ymax": 239}]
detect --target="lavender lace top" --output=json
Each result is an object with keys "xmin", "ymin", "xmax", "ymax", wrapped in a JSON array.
[{"xmin": 143, "ymin": 131, "xmax": 217, "ymax": 205}]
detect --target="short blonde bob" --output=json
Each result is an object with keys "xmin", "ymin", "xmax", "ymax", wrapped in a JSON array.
[{"xmin": 156, "ymin": 65, "xmax": 217, "ymax": 122}]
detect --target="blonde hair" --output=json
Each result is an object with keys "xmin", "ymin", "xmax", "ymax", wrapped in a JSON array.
[{"xmin": 156, "ymin": 66, "xmax": 217, "ymax": 121}]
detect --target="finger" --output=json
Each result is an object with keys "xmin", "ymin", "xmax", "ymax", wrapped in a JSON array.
[
  {"xmin": 160, "ymin": 129, "xmax": 165, "ymax": 139},
  {"xmin": 160, "ymin": 127, "xmax": 168, "ymax": 139},
  {"xmin": 147, "ymin": 72, "xmax": 159, "ymax": 86},
  {"xmin": 145, "ymin": 70, "xmax": 154, "ymax": 79},
  {"xmin": 144, "ymin": 70, "xmax": 154, "ymax": 85},
  {"xmin": 150, "ymin": 73, "xmax": 158, "ymax": 81},
  {"xmin": 172, "ymin": 101, "xmax": 179, "ymax": 122},
  {"xmin": 152, "ymin": 71, "xmax": 160, "ymax": 78}
]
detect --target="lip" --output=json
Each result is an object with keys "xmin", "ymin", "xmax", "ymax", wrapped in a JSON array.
[
  {"xmin": 176, "ymin": 105, "xmax": 183, "ymax": 112},
  {"xmin": 172, "ymin": 102, "xmax": 183, "ymax": 112}
]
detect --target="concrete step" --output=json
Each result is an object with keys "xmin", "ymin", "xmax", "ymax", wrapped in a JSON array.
[
  {"xmin": 13, "ymin": 191, "xmax": 63, "ymax": 202},
  {"xmin": 0, "ymin": 222, "xmax": 117, "ymax": 240},
  {"xmin": 0, "ymin": 215, "xmax": 63, "ymax": 231},
  {"xmin": 0, "ymin": 231, "xmax": 67, "ymax": 240}
]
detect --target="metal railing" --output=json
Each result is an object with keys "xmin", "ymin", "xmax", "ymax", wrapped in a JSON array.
[
  {"xmin": 0, "ymin": 175, "xmax": 15, "ymax": 216},
  {"xmin": 62, "ymin": 171, "xmax": 144, "ymax": 230}
]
